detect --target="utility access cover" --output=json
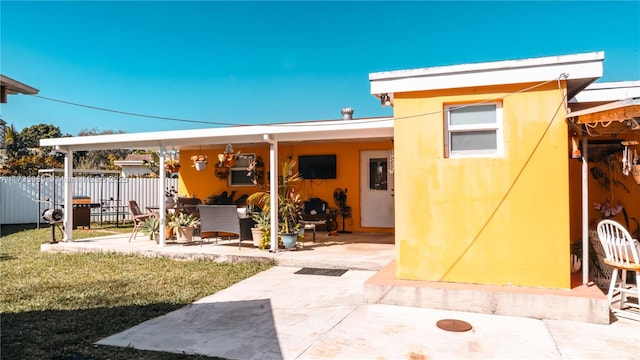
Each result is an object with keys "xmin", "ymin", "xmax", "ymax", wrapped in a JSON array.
[{"xmin": 436, "ymin": 319, "xmax": 473, "ymax": 332}]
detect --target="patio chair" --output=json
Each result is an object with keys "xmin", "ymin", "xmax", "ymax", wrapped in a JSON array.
[
  {"xmin": 128, "ymin": 200, "xmax": 158, "ymax": 242},
  {"xmin": 198, "ymin": 205, "xmax": 242, "ymax": 249},
  {"xmin": 596, "ymin": 219, "xmax": 640, "ymax": 315},
  {"xmin": 177, "ymin": 196, "xmax": 201, "ymax": 218}
]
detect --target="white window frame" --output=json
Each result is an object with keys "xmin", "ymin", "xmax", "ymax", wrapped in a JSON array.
[{"xmin": 444, "ymin": 102, "xmax": 503, "ymax": 158}]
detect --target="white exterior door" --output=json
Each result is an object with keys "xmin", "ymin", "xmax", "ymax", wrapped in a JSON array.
[{"xmin": 360, "ymin": 150, "xmax": 394, "ymax": 228}]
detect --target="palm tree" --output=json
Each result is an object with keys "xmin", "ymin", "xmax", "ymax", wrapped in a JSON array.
[{"xmin": 3, "ymin": 122, "xmax": 17, "ymax": 148}]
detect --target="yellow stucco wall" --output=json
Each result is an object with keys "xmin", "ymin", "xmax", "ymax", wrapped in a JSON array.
[
  {"xmin": 394, "ymin": 82, "xmax": 572, "ymax": 288},
  {"xmin": 178, "ymin": 146, "xmax": 270, "ymax": 202},
  {"xmin": 177, "ymin": 140, "xmax": 393, "ymax": 233}
]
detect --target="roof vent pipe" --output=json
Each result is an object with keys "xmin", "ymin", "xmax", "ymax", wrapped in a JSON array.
[{"xmin": 341, "ymin": 107, "xmax": 354, "ymax": 120}]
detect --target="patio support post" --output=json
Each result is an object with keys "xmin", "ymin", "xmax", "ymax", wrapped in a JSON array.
[
  {"xmin": 158, "ymin": 145, "xmax": 166, "ymax": 246},
  {"xmin": 581, "ymin": 133, "xmax": 589, "ymax": 285},
  {"xmin": 63, "ymin": 149, "xmax": 73, "ymax": 241},
  {"xmin": 264, "ymin": 134, "xmax": 279, "ymax": 253}
]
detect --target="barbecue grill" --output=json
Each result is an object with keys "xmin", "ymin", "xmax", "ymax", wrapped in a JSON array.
[{"xmin": 71, "ymin": 196, "xmax": 101, "ymax": 229}]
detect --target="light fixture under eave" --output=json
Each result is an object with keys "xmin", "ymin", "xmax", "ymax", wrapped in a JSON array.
[
  {"xmin": 629, "ymin": 118, "xmax": 640, "ymax": 130},
  {"xmin": 380, "ymin": 93, "xmax": 392, "ymax": 107}
]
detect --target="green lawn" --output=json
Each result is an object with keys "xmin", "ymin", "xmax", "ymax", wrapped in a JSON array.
[{"xmin": 0, "ymin": 224, "xmax": 274, "ymax": 359}]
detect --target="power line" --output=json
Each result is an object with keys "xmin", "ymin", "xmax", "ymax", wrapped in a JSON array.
[
  {"xmin": 30, "ymin": 94, "xmax": 245, "ymax": 126},
  {"xmin": 28, "ymin": 74, "xmax": 568, "ymax": 129}
]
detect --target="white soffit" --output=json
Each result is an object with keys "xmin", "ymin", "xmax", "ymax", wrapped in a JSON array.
[
  {"xmin": 40, "ymin": 117, "xmax": 394, "ymax": 152},
  {"xmin": 369, "ymin": 52, "xmax": 604, "ymax": 99},
  {"xmin": 566, "ymin": 97, "xmax": 640, "ymax": 118},
  {"xmin": 569, "ymin": 80, "xmax": 640, "ymax": 103}
]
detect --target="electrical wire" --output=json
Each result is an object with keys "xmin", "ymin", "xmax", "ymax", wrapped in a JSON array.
[
  {"xmin": 27, "ymin": 75, "xmax": 569, "ymax": 129},
  {"xmin": 30, "ymin": 95, "xmax": 246, "ymax": 126}
]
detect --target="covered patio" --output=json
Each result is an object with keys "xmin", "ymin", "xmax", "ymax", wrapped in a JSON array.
[
  {"xmin": 567, "ymin": 96, "xmax": 640, "ymax": 286},
  {"xmin": 40, "ymin": 115, "xmax": 395, "ymax": 253}
]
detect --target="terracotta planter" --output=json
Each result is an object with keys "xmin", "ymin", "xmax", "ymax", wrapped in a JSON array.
[
  {"xmin": 176, "ymin": 226, "xmax": 194, "ymax": 243},
  {"xmin": 165, "ymin": 226, "xmax": 174, "ymax": 240}
]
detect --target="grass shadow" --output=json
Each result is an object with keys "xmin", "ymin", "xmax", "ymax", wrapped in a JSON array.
[
  {"xmin": 0, "ymin": 223, "xmax": 38, "ymax": 236},
  {"xmin": 1, "ymin": 303, "xmax": 230, "ymax": 359}
]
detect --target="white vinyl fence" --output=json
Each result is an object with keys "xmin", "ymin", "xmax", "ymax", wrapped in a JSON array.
[{"xmin": 0, "ymin": 176, "xmax": 178, "ymax": 227}]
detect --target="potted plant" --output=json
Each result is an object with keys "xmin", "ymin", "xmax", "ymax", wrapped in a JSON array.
[
  {"xmin": 279, "ymin": 190, "xmax": 302, "ymax": 248},
  {"xmin": 165, "ymin": 159, "xmax": 180, "ymax": 174},
  {"xmin": 251, "ymin": 211, "xmax": 270, "ymax": 248},
  {"xmin": 168, "ymin": 212, "xmax": 201, "ymax": 243},
  {"xmin": 247, "ymin": 159, "xmax": 304, "ymax": 249},
  {"xmin": 571, "ymin": 239, "xmax": 606, "ymax": 278},
  {"xmin": 141, "ymin": 216, "xmax": 160, "ymax": 243},
  {"xmin": 191, "ymin": 154, "xmax": 208, "ymax": 171}
]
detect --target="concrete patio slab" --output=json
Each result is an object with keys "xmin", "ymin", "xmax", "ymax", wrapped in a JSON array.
[{"xmin": 96, "ymin": 266, "xmax": 640, "ymax": 360}]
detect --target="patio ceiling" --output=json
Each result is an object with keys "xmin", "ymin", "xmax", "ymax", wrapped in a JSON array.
[
  {"xmin": 40, "ymin": 117, "xmax": 394, "ymax": 152},
  {"xmin": 567, "ymin": 97, "xmax": 640, "ymax": 136}
]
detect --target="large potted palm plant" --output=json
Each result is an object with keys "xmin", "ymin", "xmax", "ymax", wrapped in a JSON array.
[{"xmin": 247, "ymin": 159, "xmax": 304, "ymax": 249}]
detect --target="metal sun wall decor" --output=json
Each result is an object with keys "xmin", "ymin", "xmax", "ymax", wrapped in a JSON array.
[{"xmin": 214, "ymin": 144, "xmax": 240, "ymax": 179}]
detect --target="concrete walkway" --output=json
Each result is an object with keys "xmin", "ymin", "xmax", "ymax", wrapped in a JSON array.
[{"xmin": 96, "ymin": 266, "xmax": 640, "ymax": 360}]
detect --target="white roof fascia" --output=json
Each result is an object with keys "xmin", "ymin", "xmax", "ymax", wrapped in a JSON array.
[
  {"xmin": 369, "ymin": 52, "xmax": 604, "ymax": 98},
  {"xmin": 569, "ymin": 80, "xmax": 640, "ymax": 103},
  {"xmin": 40, "ymin": 117, "xmax": 394, "ymax": 152}
]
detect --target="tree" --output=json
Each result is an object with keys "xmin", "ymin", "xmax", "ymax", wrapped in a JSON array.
[
  {"xmin": 19, "ymin": 124, "xmax": 63, "ymax": 152},
  {"xmin": 74, "ymin": 128, "xmax": 130, "ymax": 170},
  {"xmin": 3, "ymin": 122, "xmax": 22, "ymax": 158},
  {"xmin": 2, "ymin": 123, "xmax": 65, "ymax": 176}
]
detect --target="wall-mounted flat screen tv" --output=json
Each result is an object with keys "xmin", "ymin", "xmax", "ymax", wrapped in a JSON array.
[{"xmin": 298, "ymin": 155, "xmax": 337, "ymax": 179}]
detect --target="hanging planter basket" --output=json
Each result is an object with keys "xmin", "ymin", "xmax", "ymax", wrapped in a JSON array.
[
  {"xmin": 194, "ymin": 161, "xmax": 208, "ymax": 171},
  {"xmin": 166, "ymin": 164, "xmax": 180, "ymax": 173},
  {"xmin": 191, "ymin": 154, "xmax": 208, "ymax": 172}
]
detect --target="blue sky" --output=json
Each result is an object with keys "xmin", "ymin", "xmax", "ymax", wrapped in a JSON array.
[{"xmin": 1, "ymin": 1, "xmax": 639, "ymax": 136}]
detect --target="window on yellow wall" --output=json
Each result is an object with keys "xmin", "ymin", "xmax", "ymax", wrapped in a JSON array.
[{"xmin": 444, "ymin": 103, "xmax": 503, "ymax": 158}]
